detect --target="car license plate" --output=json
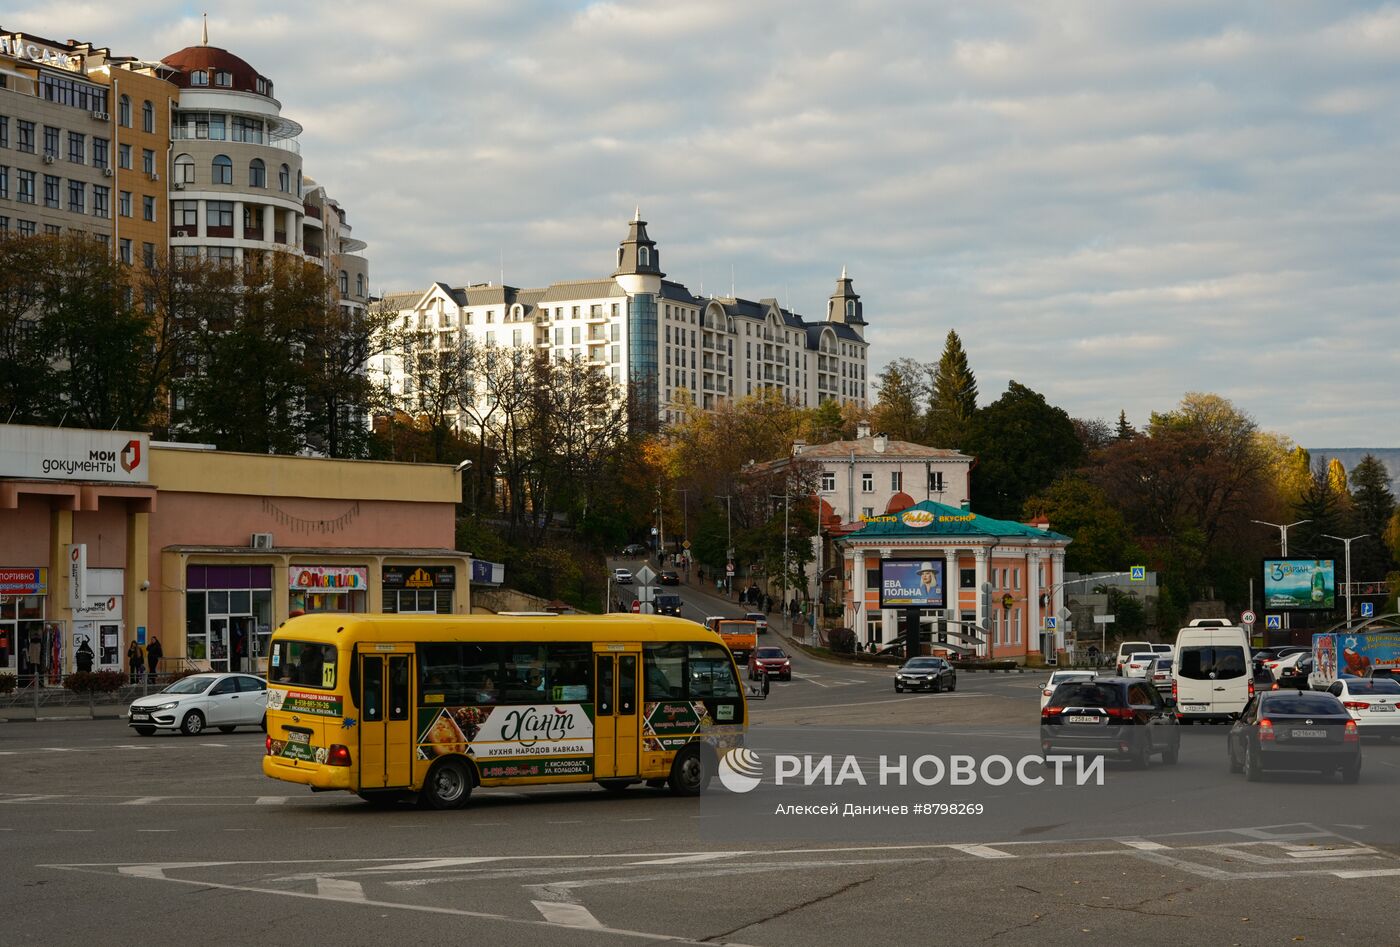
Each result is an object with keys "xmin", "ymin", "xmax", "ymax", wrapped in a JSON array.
[
  {"xmin": 288, "ymin": 731, "xmax": 310, "ymax": 745},
  {"xmin": 1066, "ymin": 715, "xmax": 1103, "ymax": 724},
  {"xmin": 1182, "ymin": 704, "xmax": 1207, "ymax": 712},
  {"xmin": 130, "ymin": 711, "xmax": 149, "ymax": 719},
  {"xmin": 1370, "ymin": 705, "xmax": 1395, "ymax": 712},
  {"xmin": 1291, "ymin": 729, "xmax": 1327, "ymax": 738}
]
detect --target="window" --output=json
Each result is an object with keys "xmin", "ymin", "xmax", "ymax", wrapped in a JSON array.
[
  {"xmin": 118, "ymin": 143, "xmax": 131, "ymax": 169},
  {"xmin": 861, "ymin": 472, "xmax": 874, "ymax": 493},
  {"xmin": 248, "ymin": 158, "xmax": 265, "ymax": 187},
  {"xmin": 571, "ymin": 326, "xmax": 580, "ymax": 344},
  {"xmin": 0, "ymin": 166, "xmax": 8, "ymax": 200},
  {"xmin": 846, "ymin": 299, "xmax": 855, "ymax": 317},
  {"xmin": 278, "ymin": 163, "xmax": 290, "ymax": 192},
  {"xmin": 91, "ymin": 186, "xmax": 109, "ymax": 218},
  {"xmin": 118, "ymin": 190, "xmax": 132, "ymax": 217},
  {"xmin": 1177, "ymin": 646, "xmax": 1246, "ymax": 681},
  {"xmin": 211, "ymin": 154, "xmax": 232, "ymax": 185},
  {"xmin": 67, "ymin": 180, "xmax": 85, "ymax": 213},
  {"xmin": 355, "ymin": 273, "xmax": 364, "ymax": 297},
  {"xmin": 891, "ymin": 471, "xmax": 902, "ymax": 491},
  {"xmin": 142, "ymin": 242, "xmax": 155, "ymax": 269},
  {"xmin": 142, "ymin": 149, "xmax": 155, "ymax": 175},
  {"xmin": 866, "ymin": 614, "xmax": 883, "ymax": 644},
  {"xmin": 206, "ymin": 200, "xmax": 234, "ymax": 228},
  {"xmin": 142, "ymin": 195, "xmax": 155, "ymax": 221},
  {"xmin": 861, "ymin": 506, "xmax": 874, "ymax": 518},
  {"xmin": 174, "ymin": 154, "xmax": 194, "ymax": 184},
  {"xmin": 417, "ymin": 642, "xmax": 502, "ymax": 705},
  {"xmin": 119, "ymin": 238, "xmax": 132, "ymax": 264},
  {"xmin": 928, "ymin": 471, "xmax": 944, "ymax": 493},
  {"xmin": 214, "ymin": 71, "xmax": 232, "ymax": 88},
  {"xmin": 18, "ymin": 219, "xmax": 35, "ymax": 237},
  {"xmin": 91, "ymin": 138, "xmax": 109, "ymax": 169},
  {"xmin": 189, "ymin": 70, "xmax": 208, "ymax": 87},
  {"xmin": 269, "ymin": 640, "xmax": 337, "ymax": 689},
  {"xmin": 821, "ymin": 471, "xmax": 836, "ymax": 492},
  {"xmin": 67, "ymin": 132, "xmax": 85, "ymax": 164},
  {"xmin": 639, "ymin": 245, "xmax": 649, "ymax": 266},
  {"xmin": 233, "ymin": 117, "xmax": 263, "ymax": 143},
  {"xmin": 43, "ymin": 125, "xmax": 59, "ymax": 158},
  {"xmin": 687, "ymin": 643, "xmax": 739, "ymax": 698},
  {"xmin": 118, "ymin": 94, "xmax": 132, "ymax": 127},
  {"xmin": 142, "ymin": 100, "xmax": 154, "ymax": 133},
  {"xmin": 173, "ymin": 200, "xmax": 198, "ymax": 227},
  {"xmin": 43, "ymin": 175, "xmax": 59, "ymax": 209},
  {"xmin": 18, "ymin": 120, "xmax": 35, "ymax": 153},
  {"xmin": 338, "ymin": 270, "xmax": 348, "ymax": 295}
]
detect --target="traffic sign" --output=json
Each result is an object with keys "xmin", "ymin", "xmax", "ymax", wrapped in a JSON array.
[
  {"xmin": 637, "ymin": 586, "xmax": 655, "ymax": 604},
  {"xmin": 1265, "ymin": 615, "xmax": 1282, "ymax": 630},
  {"xmin": 1093, "ymin": 615, "xmax": 1116, "ymax": 624},
  {"xmin": 1241, "ymin": 610, "xmax": 1256, "ymax": 625},
  {"xmin": 631, "ymin": 600, "xmax": 640, "ymax": 613},
  {"xmin": 1044, "ymin": 616, "xmax": 1057, "ymax": 629},
  {"xmin": 635, "ymin": 565, "xmax": 657, "ymax": 587},
  {"xmin": 1361, "ymin": 602, "xmax": 1375, "ymax": 618},
  {"xmin": 683, "ymin": 540, "xmax": 691, "ymax": 550},
  {"xmin": 1130, "ymin": 566, "xmax": 1146, "ymax": 581},
  {"xmin": 726, "ymin": 562, "xmax": 735, "ymax": 577}
]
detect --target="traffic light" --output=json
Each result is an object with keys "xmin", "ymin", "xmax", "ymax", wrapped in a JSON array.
[{"xmin": 937, "ymin": 618, "xmax": 947, "ymax": 645}]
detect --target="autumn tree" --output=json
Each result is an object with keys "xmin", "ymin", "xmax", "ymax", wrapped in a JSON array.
[
  {"xmin": 925, "ymin": 330, "xmax": 978, "ymax": 448},
  {"xmin": 871, "ymin": 361, "xmax": 922, "ymax": 441}
]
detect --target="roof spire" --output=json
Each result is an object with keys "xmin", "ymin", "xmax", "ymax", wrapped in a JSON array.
[
  {"xmin": 634, "ymin": 206, "xmax": 641, "ymax": 222},
  {"xmin": 840, "ymin": 264, "xmax": 847, "ymax": 280},
  {"xmin": 200, "ymin": 12, "xmax": 209, "ymax": 46}
]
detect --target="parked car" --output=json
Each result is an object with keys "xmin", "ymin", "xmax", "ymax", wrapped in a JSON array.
[
  {"xmin": 895, "ymin": 657, "xmax": 957, "ymax": 693},
  {"xmin": 1227, "ymin": 691, "xmax": 1361, "ymax": 783},
  {"xmin": 128, "ymin": 673, "xmax": 267, "ymax": 736},
  {"xmin": 1040, "ymin": 677, "xmax": 1180, "ymax": 768},
  {"xmin": 748, "ymin": 646, "xmax": 792, "ymax": 681},
  {"xmin": 745, "ymin": 612, "xmax": 769, "ymax": 634},
  {"xmin": 1040, "ymin": 670, "xmax": 1096, "ymax": 711},
  {"xmin": 622, "ymin": 544, "xmax": 646, "ymax": 557},
  {"xmin": 613, "ymin": 568, "xmax": 633, "ymax": 585},
  {"xmin": 658, "ymin": 570, "xmax": 680, "ymax": 586},
  {"xmin": 1173, "ymin": 624, "xmax": 1252, "ymax": 724},
  {"xmin": 1123, "ymin": 652, "xmax": 1158, "ymax": 680},
  {"xmin": 1114, "ymin": 641, "xmax": 1153, "ymax": 675},
  {"xmin": 1276, "ymin": 654, "xmax": 1313, "ymax": 691},
  {"xmin": 1323, "ymin": 677, "xmax": 1400, "ymax": 738}
]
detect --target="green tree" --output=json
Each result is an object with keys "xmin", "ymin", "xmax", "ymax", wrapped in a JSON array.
[
  {"xmin": 1025, "ymin": 475, "xmax": 1141, "ymax": 574},
  {"xmin": 925, "ymin": 330, "xmax": 978, "ymax": 448},
  {"xmin": 1293, "ymin": 458, "xmax": 1349, "ymax": 557},
  {"xmin": 1350, "ymin": 455, "xmax": 1397, "ymax": 581},
  {"xmin": 964, "ymin": 381, "xmax": 1082, "ymax": 519},
  {"xmin": 1115, "ymin": 409, "xmax": 1135, "ymax": 441},
  {"xmin": 803, "ymin": 397, "xmax": 847, "ymax": 444},
  {"xmin": 871, "ymin": 362, "xmax": 922, "ymax": 441}
]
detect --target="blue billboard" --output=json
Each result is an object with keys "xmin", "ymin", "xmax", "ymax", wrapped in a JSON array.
[{"xmin": 879, "ymin": 559, "xmax": 946, "ymax": 609}]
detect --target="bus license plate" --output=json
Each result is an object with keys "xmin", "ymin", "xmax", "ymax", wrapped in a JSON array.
[
  {"xmin": 1291, "ymin": 729, "xmax": 1327, "ymax": 739},
  {"xmin": 1066, "ymin": 715, "xmax": 1103, "ymax": 724},
  {"xmin": 288, "ymin": 731, "xmax": 310, "ymax": 744}
]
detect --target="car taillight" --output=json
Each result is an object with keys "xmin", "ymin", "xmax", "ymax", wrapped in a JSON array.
[
  {"xmin": 1171, "ymin": 679, "xmax": 1178, "ymax": 701},
  {"xmin": 1266, "ymin": 661, "xmax": 1279, "ymax": 669},
  {"xmin": 1343, "ymin": 701, "xmax": 1370, "ymax": 710},
  {"xmin": 1248, "ymin": 680, "xmax": 1255, "ymax": 698},
  {"xmin": 1042, "ymin": 706, "xmax": 1064, "ymax": 717},
  {"xmin": 1259, "ymin": 718, "xmax": 1275, "ymax": 742},
  {"xmin": 1344, "ymin": 720, "xmax": 1359, "ymax": 743},
  {"xmin": 1105, "ymin": 707, "xmax": 1134, "ymax": 719},
  {"xmin": 327, "ymin": 744, "xmax": 352, "ymax": 766}
]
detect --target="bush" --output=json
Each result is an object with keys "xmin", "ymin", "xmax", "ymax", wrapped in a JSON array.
[
  {"xmin": 0, "ymin": 672, "xmax": 15, "ymax": 694},
  {"xmin": 62, "ymin": 670, "xmax": 127, "ymax": 695},
  {"xmin": 827, "ymin": 627, "xmax": 856, "ymax": 654}
]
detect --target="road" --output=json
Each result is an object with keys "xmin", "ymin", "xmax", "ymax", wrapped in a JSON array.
[{"xmin": 4, "ymin": 574, "xmax": 1399, "ymax": 945}]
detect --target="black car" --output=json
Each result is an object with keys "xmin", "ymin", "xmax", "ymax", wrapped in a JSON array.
[
  {"xmin": 654, "ymin": 593, "xmax": 683, "ymax": 617},
  {"xmin": 1276, "ymin": 654, "xmax": 1313, "ymax": 691},
  {"xmin": 658, "ymin": 570, "xmax": 680, "ymax": 586},
  {"xmin": 1227, "ymin": 691, "xmax": 1360, "ymax": 783},
  {"xmin": 894, "ymin": 657, "xmax": 957, "ymax": 693},
  {"xmin": 1041, "ymin": 677, "xmax": 1180, "ymax": 768}
]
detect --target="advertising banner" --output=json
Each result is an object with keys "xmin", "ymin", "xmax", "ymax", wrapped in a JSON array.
[
  {"xmin": 879, "ymin": 559, "xmax": 946, "ymax": 609},
  {"xmin": 67, "ymin": 544, "xmax": 87, "ymax": 611},
  {"xmin": 382, "ymin": 565, "xmax": 456, "ymax": 589},
  {"xmin": 1263, "ymin": 559, "xmax": 1336, "ymax": 611},
  {"xmin": 1314, "ymin": 630, "xmax": 1400, "ymax": 681},
  {"xmin": 288, "ymin": 565, "xmax": 367, "ymax": 590},
  {"xmin": 0, "ymin": 424, "xmax": 148, "ymax": 483},
  {"xmin": 0, "ymin": 567, "xmax": 47, "ymax": 596},
  {"xmin": 417, "ymin": 703, "xmax": 595, "ymax": 760}
]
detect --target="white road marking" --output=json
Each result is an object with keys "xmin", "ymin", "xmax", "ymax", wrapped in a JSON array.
[
  {"xmin": 121, "ymin": 797, "xmax": 164, "ymax": 806},
  {"xmin": 1330, "ymin": 868, "xmax": 1400, "ymax": 879},
  {"xmin": 256, "ymin": 796, "xmax": 288, "ymax": 805},
  {"xmin": 1286, "ymin": 848, "xmax": 1376, "ymax": 859},
  {"xmin": 0, "ymin": 794, "xmax": 63, "ymax": 804},
  {"xmin": 316, "ymin": 877, "xmax": 367, "ymax": 901},
  {"xmin": 40, "ymin": 747, "xmax": 76, "ymax": 752},
  {"xmin": 948, "ymin": 844, "xmax": 1014, "ymax": 859},
  {"xmin": 137, "ymin": 829, "xmax": 176, "ymax": 833},
  {"xmin": 55, "ymin": 829, "xmax": 94, "ymax": 833},
  {"xmin": 628, "ymin": 852, "xmax": 743, "ymax": 866},
  {"xmin": 358, "ymin": 857, "xmax": 500, "ymax": 872},
  {"xmin": 1119, "ymin": 839, "xmax": 1170, "ymax": 851},
  {"xmin": 532, "ymin": 900, "xmax": 603, "ymax": 928},
  {"xmin": 198, "ymin": 743, "xmax": 227, "ymax": 747}
]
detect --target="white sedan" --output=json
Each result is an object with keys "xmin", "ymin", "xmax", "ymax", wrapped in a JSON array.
[
  {"xmin": 1263, "ymin": 651, "xmax": 1307, "ymax": 681},
  {"xmin": 128, "ymin": 673, "xmax": 268, "ymax": 737},
  {"xmin": 613, "ymin": 568, "xmax": 633, "ymax": 585},
  {"xmin": 1324, "ymin": 677, "xmax": 1400, "ymax": 736},
  {"xmin": 1040, "ymin": 670, "xmax": 1096, "ymax": 710},
  {"xmin": 1122, "ymin": 653, "xmax": 1158, "ymax": 679}
]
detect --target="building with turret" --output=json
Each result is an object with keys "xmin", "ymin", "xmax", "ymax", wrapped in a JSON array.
[{"xmin": 378, "ymin": 213, "xmax": 870, "ymax": 428}]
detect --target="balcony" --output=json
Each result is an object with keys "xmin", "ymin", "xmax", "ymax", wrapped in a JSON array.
[
  {"xmin": 303, "ymin": 203, "xmax": 322, "ymax": 220},
  {"xmin": 207, "ymin": 225, "xmax": 233, "ymax": 238},
  {"xmin": 274, "ymin": 230, "xmax": 287, "ymax": 244}
]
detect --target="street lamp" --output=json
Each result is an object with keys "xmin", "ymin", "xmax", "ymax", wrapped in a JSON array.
[
  {"xmin": 1322, "ymin": 533, "xmax": 1369, "ymax": 627},
  {"xmin": 1251, "ymin": 519, "xmax": 1310, "ymax": 637}
]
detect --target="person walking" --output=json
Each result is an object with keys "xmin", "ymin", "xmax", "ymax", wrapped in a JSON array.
[
  {"xmin": 75, "ymin": 639, "xmax": 95, "ymax": 673},
  {"xmin": 146, "ymin": 636, "xmax": 163, "ymax": 683},
  {"xmin": 127, "ymin": 640, "xmax": 145, "ymax": 684}
]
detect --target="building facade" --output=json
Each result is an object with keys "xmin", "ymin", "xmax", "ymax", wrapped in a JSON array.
[
  {"xmin": 378, "ymin": 214, "xmax": 869, "ymax": 428},
  {"xmin": 0, "ymin": 424, "xmax": 469, "ymax": 680},
  {"xmin": 836, "ymin": 500, "xmax": 1071, "ymax": 663}
]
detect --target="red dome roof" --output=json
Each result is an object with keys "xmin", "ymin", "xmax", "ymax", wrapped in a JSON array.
[
  {"xmin": 162, "ymin": 45, "xmax": 269, "ymax": 96},
  {"xmin": 884, "ymin": 491, "xmax": 915, "ymax": 514}
]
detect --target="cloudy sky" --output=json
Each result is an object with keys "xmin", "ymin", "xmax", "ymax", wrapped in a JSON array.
[{"xmin": 13, "ymin": 1, "xmax": 1399, "ymax": 444}]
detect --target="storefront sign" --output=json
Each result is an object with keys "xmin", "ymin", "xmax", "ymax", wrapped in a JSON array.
[
  {"xmin": 0, "ymin": 424, "xmax": 149, "ymax": 483},
  {"xmin": 288, "ymin": 565, "xmax": 367, "ymax": 590},
  {"xmin": 73, "ymin": 594, "xmax": 121, "ymax": 619},
  {"xmin": 67, "ymin": 544, "xmax": 87, "ymax": 610},
  {"xmin": 901, "ymin": 510, "xmax": 935, "ymax": 528},
  {"xmin": 0, "ymin": 36, "xmax": 81, "ymax": 70},
  {"xmin": 0, "ymin": 567, "xmax": 47, "ymax": 596},
  {"xmin": 382, "ymin": 565, "xmax": 456, "ymax": 590}
]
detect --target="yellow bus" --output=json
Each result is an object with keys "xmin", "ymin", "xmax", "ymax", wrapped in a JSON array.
[{"xmin": 261, "ymin": 613, "xmax": 748, "ymax": 808}]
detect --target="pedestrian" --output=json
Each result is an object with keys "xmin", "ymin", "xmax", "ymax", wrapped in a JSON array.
[
  {"xmin": 127, "ymin": 640, "xmax": 145, "ymax": 684},
  {"xmin": 146, "ymin": 636, "xmax": 163, "ymax": 683},
  {"xmin": 75, "ymin": 638, "xmax": 95, "ymax": 673}
]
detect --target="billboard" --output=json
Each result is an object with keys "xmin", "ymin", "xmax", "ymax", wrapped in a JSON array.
[
  {"xmin": 0, "ymin": 423, "xmax": 148, "ymax": 483},
  {"xmin": 1263, "ymin": 558, "xmax": 1336, "ymax": 611},
  {"xmin": 879, "ymin": 559, "xmax": 946, "ymax": 609}
]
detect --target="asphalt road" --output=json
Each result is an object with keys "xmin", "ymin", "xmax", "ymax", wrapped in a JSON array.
[{"xmin": 4, "ymin": 577, "xmax": 1399, "ymax": 945}]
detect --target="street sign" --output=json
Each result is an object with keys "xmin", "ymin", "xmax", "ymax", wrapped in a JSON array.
[
  {"xmin": 1265, "ymin": 615, "xmax": 1282, "ymax": 630},
  {"xmin": 683, "ymin": 540, "xmax": 691, "ymax": 550},
  {"xmin": 1361, "ymin": 602, "xmax": 1375, "ymax": 618},
  {"xmin": 1130, "ymin": 566, "xmax": 1146, "ymax": 581},
  {"xmin": 631, "ymin": 600, "xmax": 640, "ymax": 613},
  {"xmin": 1044, "ymin": 616, "xmax": 1057, "ymax": 629},
  {"xmin": 637, "ymin": 585, "xmax": 655, "ymax": 604},
  {"xmin": 1241, "ymin": 610, "xmax": 1256, "ymax": 625},
  {"xmin": 726, "ymin": 562, "xmax": 735, "ymax": 577},
  {"xmin": 635, "ymin": 565, "xmax": 657, "ymax": 587},
  {"xmin": 1093, "ymin": 615, "xmax": 1116, "ymax": 624}
]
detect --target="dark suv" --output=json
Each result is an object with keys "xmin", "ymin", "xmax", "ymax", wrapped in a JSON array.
[
  {"xmin": 654, "ymin": 593, "xmax": 683, "ymax": 617},
  {"xmin": 1041, "ymin": 677, "xmax": 1180, "ymax": 768}
]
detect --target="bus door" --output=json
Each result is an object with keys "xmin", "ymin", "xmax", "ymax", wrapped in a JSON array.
[
  {"xmin": 594, "ymin": 644, "xmax": 640, "ymax": 779},
  {"xmin": 358, "ymin": 646, "xmax": 414, "ymax": 789}
]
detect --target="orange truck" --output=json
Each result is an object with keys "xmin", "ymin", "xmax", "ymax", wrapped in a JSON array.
[{"xmin": 715, "ymin": 619, "xmax": 758, "ymax": 664}]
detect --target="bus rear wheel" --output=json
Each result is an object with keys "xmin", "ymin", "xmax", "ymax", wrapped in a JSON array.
[
  {"xmin": 420, "ymin": 759, "xmax": 473, "ymax": 810},
  {"xmin": 668, "ymin": 745, "xmax": 711, "ymax": 796}
]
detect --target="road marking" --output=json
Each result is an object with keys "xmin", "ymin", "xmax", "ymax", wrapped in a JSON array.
[
  {"xmin": 121, "ymin": 797, "xmax": 164, "ymax": 806},
  {"xmin": 316, "ymin": 877, "xmax": 367, "ymax": 901},
  {"xmin": 137, "ymin": 829, "xmax": 176, "ymax": 833},
  {"xmin": 199, "ymin": 743, "xmax": 227, "ymax": 747},
  {"xmin": 948, "ymin": 844, "xmax": 1014, "ymax": 859},
  {"xmin": 0, "ymin": 794, "xmax": 63, "ymax": 804},
  {"xmin": 358, "ymin": 858, "xmax": 500, "ymax": 872},
  {"xmin": 55, "ymin": 829, "xmax": 94, "ymax": 833},
  {"xmin": 1119, "ymin": 839, "xmax": 1170, "ymax": 851},
  {"xmin": 619, "ymin": 818, "xmax": 654, "ymax": 823},
  {"xmin": 256, "ymin": 796, "xmax": 288, "ymax": 805},
  {"xmin": 1286, "ymin": 848, "xmax": 1376, "ymax": 859},
  {"xmin": 531, "ymin": 900, "xmax": 603, "ymax": 928},
  {"xmin": 40, "ymin": 747, "xmax": 76, "ymax": 752},
  {"xmin": 628, "ymin": 852, "xmax": 742, "ymax": 866},
  {"xmin": 1331, "ymin": 868, "xmax": 1400, "ymax": 879}
]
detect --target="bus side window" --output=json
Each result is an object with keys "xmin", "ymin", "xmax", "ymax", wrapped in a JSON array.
[
  {"xmin": 363, "ymin": 656, "xmax": 383, "ymax": 722},
  {"xmin": 389, "ymin": 656, "xmax": 409, "ymax": 720},
  {"xmin": 643, "ymin": 642, "xmax": 685, "ymax": 700}
]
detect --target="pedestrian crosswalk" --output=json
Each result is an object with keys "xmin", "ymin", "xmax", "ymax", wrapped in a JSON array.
[{"xmin": 790, "ymin": 673, "xmax": 870, "ymax": 689}]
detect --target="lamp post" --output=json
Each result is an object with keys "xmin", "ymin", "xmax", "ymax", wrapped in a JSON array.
[
  {"xmin": 716, "ymin": 493, "xmax": 734, "ymax": 596},
  {"xmin": 675, "ymin": 488, "xmax": 690, "ymax": 575},
  {"xmin": 771, "ymin": 492, "xmax": 790, "ymax": 621},
  {"xmin": 1251, "ymin": 519, "xmax": 1310, "ymax": 639},
  {"xmin": 1322, "ymin": 533, "xmax": 1368, "ymax": 627}
]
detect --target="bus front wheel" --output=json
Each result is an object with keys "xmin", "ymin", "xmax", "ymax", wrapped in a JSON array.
[
  {"xmin": 421, "ymin": 759, "xmax": 473, "ymax": 810},
  {"xmin": 669, "ymin": 745, "xmax": 711, "ymax": 796}
]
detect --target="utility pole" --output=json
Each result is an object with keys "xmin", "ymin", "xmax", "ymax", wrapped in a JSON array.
[
  {"xmin": 1323, "ymin": 533, "xmax": 1368, "ymax": 628},
  {"xmin": 1251, "ymin": 519, "xmax": 1310, "ymax": 639},
  {"xmin": 675, "ymin": 488, "xmax": 690, "ymax": 573},
  {"xmin": 771, "ymin": 492, "xmax": 790, "ymax": 619},
  {"xmin": 656, "ymin": 485, "xmax": 665, "ymax": 564},
  {"xmin": 716, "ymin": 493, "xmax": 734, "ymax": 596}
]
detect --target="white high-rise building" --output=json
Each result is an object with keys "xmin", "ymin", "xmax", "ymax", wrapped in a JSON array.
[{"xmin": 377, "ymin": 213, "xmax": 869, "ymax": 428}]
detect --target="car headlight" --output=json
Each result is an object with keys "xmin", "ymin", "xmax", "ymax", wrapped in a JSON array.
[{"xmin": 152, "ymin": 701, "xmax": 179, "ymax": 711}]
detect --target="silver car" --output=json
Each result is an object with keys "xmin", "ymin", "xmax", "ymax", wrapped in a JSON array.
[{"xmin": 128, "ymin": 673, "xmax": 267, "ymax": 736}]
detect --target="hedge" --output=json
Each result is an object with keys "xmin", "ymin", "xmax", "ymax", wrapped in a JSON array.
[{"xmin": 61, "ymin": 671, "xmax": 128, "ymax": 695}]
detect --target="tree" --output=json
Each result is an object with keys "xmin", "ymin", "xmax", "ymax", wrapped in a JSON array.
[
  {"xmin": 803, "ymin": 397, "xmax": 848, "ymax": 444},
  {"xmin": 963, "ymin": 381, "xmax": 1082, "ymax": 519},
  {"xmin": 1115, "ymin": 410, "xmax": 1135, "ymax": 441},
  {"xmin": 1293, "ymin": 457, "xmax": 1349, "ymax": 558},
  {"xmin": 1072, "ymin": 417, "xmax": 1114, "ymax": 454},
  {"xmin": 871, "ymin": 362, "xmax": 921, "ymax": 441},
  {"xmin": 925, "ymin": 330, "xmax": 978, "ymax": 448},
  {"xmin": 1350, "ymin": 455, "xmax": 1397, "ymax": 581},
  {"xmin": 1025, "ymin": 475, "xmax": 1141, "ymax": 574}
]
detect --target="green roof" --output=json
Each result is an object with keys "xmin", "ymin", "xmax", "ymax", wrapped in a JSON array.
[{"xmin": 837, "ymin": 500, "xmax": 1071, "ymax": 543}]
